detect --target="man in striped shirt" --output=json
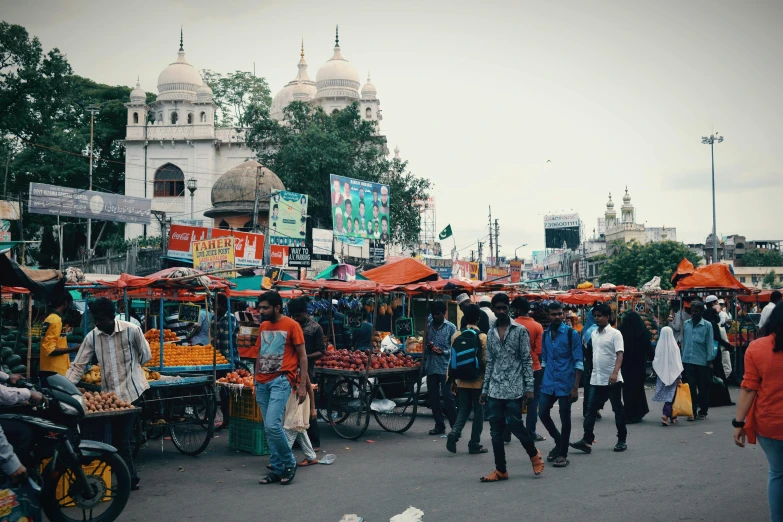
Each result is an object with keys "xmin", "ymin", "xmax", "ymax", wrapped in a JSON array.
[{"xmin": 67, "ymin": 298, "xmax": 152, "ymax": 491}]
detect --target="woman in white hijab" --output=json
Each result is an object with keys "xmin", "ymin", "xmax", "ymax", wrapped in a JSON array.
[{"xmin": 652, "ymin": 326, "xmax": 684, "ymax": 426}]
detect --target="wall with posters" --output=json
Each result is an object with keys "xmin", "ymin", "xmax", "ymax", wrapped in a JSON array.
[
  {"xmin": 329, "ymin": 174, "xmax": 390, "ymax": 243},
  {"xmin": 268, "ymin": 190, "xmax": 308, "ymax": 247},
  {"xmin": 168, "ymin": 225, "xmax": 264, "ymax": 267}
]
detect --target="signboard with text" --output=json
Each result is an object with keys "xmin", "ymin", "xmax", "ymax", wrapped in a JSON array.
[
  {"xmin": 369, "ymin": 241, "xmax": 386, "ymax": 264},
  {"xmin": 168, "ymin": 225, "xmax": 264, "ymax": 267},
  {"xmin": 288, "ymin": 246, "xmax": 312, "ymax": 267},
  {"xmin": 29, "ymin": 183, "xmax": 151, "ymax": 224},
  {"xmin": 192, "ymin": 236, "xmax": 235, "ymax": 277},
  {"xmin": 509, "ymin": 260, "xmax": 522, "ymax": 283},
  {"xmin": 268, "ymin": 189, "xmax": 308, "ymax": 247},
  {"xmin": 485, "ymin": 266, "xmax": 510, "ymax": 283}
]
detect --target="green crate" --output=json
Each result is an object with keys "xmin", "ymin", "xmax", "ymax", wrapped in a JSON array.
[{"xmin": 228, "ymin": 418, "xmax": 269, "ymax": 456}]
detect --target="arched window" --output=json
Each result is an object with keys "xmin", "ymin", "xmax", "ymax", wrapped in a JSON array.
[
  {"xmin": 153, "ymin": 163, "xmax": 185, "ymax": 197},
  {"xmin": 157, "ymin": 112, "xmax": 163, "ymax": 122},
  {"xmin": 187, "ymin": 113, "xmax": 193, "ymax": 124},
  {"xmin": 170, "ymin": 112, "xmax": 178, "ymax": 124},
  {"xmin": 365, "ymin": 107, "xmax": 372, "ymax": 119},
  {"xmin": 218, "ymin": 219, "xmax": 230, "ymax": 230},
  {"xmin": 132, "ymin": 112, "xmax": 139, "ymax": 124},
  {"xmin": 200, "ymin": 112, "xmax": 206, "ymax": 123},
  {"xmin": 241, "ymin": 220, "xmax": 254, "ymax": 232}
]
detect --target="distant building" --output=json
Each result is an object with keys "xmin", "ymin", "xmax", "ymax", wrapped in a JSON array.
[
  {"xmin": 700, "ymin": 234, "xmax": 780, "ymax": 265},
  {"xmin": 603, "ymin": 188, "xmax": 676, "ymax": 249}
]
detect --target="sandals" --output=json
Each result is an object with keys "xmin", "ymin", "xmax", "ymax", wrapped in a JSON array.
[
  {"xmin": 280, "ymin": 466, "xmax": 296, "ymax": 485},
  {"xmin": 480, "ymin": 469, "xmax": 509, "ymax": 482},
  {"xmin": 661, "ymin": 416, "xmax": 670, "ymax": 426},
  {"xmin": 259, "ymin": 473, "xmax": 281, "ymax": 485},
  {"xmin": 530, "ymin": 450, "xmax": 545, "ymax": 475},
  {"xmin": 569, "ymin": 440, "xmax": 592, "ymax": 454},
  {"xmin": 298, "ymin": 458, "xmax": 319, "ymax": 467},
  {"xmin": 547, "ymin": 447, "xmax": 561, "ymax": 462},
  {"xmin": 553, "ymin": 456, "xmax": 570, "ymax": 468}
]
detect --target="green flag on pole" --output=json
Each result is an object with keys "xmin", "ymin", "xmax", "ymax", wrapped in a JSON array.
[{"xmin": 438, "ymin": 225, "xmax": 453, "ymax": 240}]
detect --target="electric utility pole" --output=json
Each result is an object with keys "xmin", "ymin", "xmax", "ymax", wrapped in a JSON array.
[
  {"xmin": 488, "ymin": 206, "xmax": 493, "ymax": 265},
  {"xmin": 85, "ymin": 104, "xmax": 99, "ymax": 266},
  {"xmin": 494, "ymin": 218, "xmax": 500, "ymax": 263}
]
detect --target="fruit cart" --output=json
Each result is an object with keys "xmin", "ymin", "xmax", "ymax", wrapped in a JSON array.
[{"xmin": 70, "ymin": 272, "xmax": 235, "ymax": 456}]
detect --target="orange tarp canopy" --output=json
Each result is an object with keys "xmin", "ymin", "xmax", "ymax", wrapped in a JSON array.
[
  {"xmin": 738, "ymin": 290, "xmax": 782, "ymax": 303},
  {"xmin": 675, "ymin": 263, "xmax": 748, "ymax": 292},
  {"xmin": 362, "ymin": 258, "xmax": 438, "ymax": 285},
  {"xmin": 671, "ymin": 258, "xmax": 696, "ymax": 286}
]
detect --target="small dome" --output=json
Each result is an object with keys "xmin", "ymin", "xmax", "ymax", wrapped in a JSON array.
[
  {"xmin": 361, "ymin": 73, "xmax": 377, "ymax": 99},
  {"xmin": 606, "ymin": 193, "xmax": 614, "ymax": 209},
  {"xmin": 204, "ymin": 160, "xmax": 285, "ymax": 217},
  {"xmin": 293, "ymin": 82, "xmax": 312, "ymax": 101},
  {"xmin": 130, "ymin": 80, "xmax": 146, "ymax": 104},
  {"xmin": 315, "ymin": 28, "xmax": 360, "ymax": 100},
  {"xmin": 623, "ymin": 187, "xmax": 631, "ymax": 204},
  {"xmin": 157, "ymin": 46, "xmax": 203, "ymax": 101},
  {"xmin": 196, "ymin": 83, "xmax": 213, "ymax": 102}
]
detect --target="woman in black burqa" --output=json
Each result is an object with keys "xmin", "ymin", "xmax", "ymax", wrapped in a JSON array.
[
  {"xmin": 703, "ymin": 307, "xmax": 734, "ymax": 407},
  {"xmin": 619, "ymin": 312, "xmax": 652, "ymax": 423}
]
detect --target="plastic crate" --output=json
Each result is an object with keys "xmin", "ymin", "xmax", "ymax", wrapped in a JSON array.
[
  {"xmin": 41, "ymin": 458, "xmax": 111, "ymax": 506},
  {"xmin": 228, "ymin": 418, "xmax": 269, "ymax": 456},
  {"xmin": 229, "ymin": 388, "xmax": 262, "ymax": 422}
]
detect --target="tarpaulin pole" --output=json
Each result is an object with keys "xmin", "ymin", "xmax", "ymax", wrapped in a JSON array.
[
  {"xmin": 159, "ymin": 298, "xmax": 164, "ymax": 369},
  {"xmin": 26, "ymin": 295, "xmax": 32, "ymax": 379},
  {"xmin": 328, "ymin": 292, "xmax": 337, "ymax": 350},
  {"xmin": 227, "ymin": 294, "xmax": 234, "ymax": 372}
]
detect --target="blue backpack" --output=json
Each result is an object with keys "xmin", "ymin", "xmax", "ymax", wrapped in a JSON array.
[{"xmin": 450, "ymin": 328, "xmax": 481, "ymax": 380}]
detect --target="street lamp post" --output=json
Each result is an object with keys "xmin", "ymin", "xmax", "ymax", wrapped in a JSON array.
[
  {"xmin": 187, "ymin": 178, "xmax": 197, "ymax": 220},
  {"xmin": 85, "ymin": 104, "xmax": 99, "ymax": 262},
  {"xmin": 702, "ymin": 133, "xmax": 724, "ymax": 264},
  {"xmin": 514, "ymin": 243, "xmax": 528, "ymax": 260}
]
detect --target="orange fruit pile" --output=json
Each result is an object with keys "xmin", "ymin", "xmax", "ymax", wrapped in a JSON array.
[
  {"xmin": 145, "ymin": 329, "xmax": 178, "ymax": 342},
  {"xmin": 145, "ymin": 343, "xmax": 229, "ymax": 367}
]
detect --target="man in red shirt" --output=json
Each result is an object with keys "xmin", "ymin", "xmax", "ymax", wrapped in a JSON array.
[
  {"xmin": 255, "ymin": 291, "xmax": 308, "ymax": 486},
  {"xmin": 513, "ymin": 297, "xmax": 546, "ymax": 441}
]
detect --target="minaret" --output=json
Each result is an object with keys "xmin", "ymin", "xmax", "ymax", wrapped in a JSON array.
[
  {"xmin": 604, "ymin": 193, "xmax": 617, "ymax": 228},
  {"xmin": 621, "ymin": 186, "xmax": 634, "ymax": 224}
]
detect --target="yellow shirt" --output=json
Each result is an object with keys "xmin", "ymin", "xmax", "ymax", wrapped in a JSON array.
[{"xmin": 40, "ymin": 313, "xmax": 70, "ymax": 375}]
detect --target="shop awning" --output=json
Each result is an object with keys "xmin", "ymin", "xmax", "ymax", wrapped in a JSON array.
[
  {"xmin": 362, "ymin": 258, "xmax": 438, "ymax": 284},
  {"xmin": 674, "ymin": 263, "xmax": 748, "ymax": 292}
]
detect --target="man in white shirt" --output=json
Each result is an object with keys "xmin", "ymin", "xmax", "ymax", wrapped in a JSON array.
[
  {"xmin": 717, "ymin": 298, "xmax": 732, "ymax": 327},
  {"xmin": 570, "ymin": 303, "xmax": 628, "ymax": 453},
  {"xmin": 759, "ymin": 291, "xmax": 782, "ymax": 334}
]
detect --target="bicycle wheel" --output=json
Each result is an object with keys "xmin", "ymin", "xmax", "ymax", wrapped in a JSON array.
[
  {"xmin": 317, "ymin": 376, "xmax": 346, "ymax": 423},
  {"xmin": 326, "ymin": 376, "xmax": 370, "ymax": 440},
  {"xmin": 169, "ymin": 385, "xmax": 215, "ymax": 456},
  {"xmin": 372, "ymin": 377, "xmax": 418, "ymax": 433}
]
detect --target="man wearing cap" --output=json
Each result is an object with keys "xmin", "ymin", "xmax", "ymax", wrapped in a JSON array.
[
  {"xmin": 456, "ymin": 294, "xmax": 491, "ymax": 334},
  {"xmin": 379, "ymin": 186, "xmax": 389, "ymax": 214},
  {"xmin": 716, "ymin": 298, "xmax": 732, "ymax": 327}
]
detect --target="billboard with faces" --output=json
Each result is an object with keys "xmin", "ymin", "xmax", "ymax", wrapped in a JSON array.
[{"xmin": 329, "ymin": 174, "xmax": 390, "ymax": 242}]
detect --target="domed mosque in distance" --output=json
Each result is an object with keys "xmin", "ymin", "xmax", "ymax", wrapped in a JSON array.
[{"xmin": 123, "ymin": 26, "xmax": 387, "ymax": 240}]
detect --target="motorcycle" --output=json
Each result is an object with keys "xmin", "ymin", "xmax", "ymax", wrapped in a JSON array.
[{"xmin": 0, "ymin": 373, "xmax": 131, "ymax": 522}]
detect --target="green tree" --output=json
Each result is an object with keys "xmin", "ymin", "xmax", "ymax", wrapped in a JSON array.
[
  {"xmin": 246, "ymin": 102, "xmax": 431, "ymax": 246},
  {"xmin": 600, "ymin": 240, "xmax": 702, "ymax": 289},
  {"xmin": 762, "ymin": 270, "xmax": 777, "ymax": 289},
  {"xmin": 740, "ymin": 249, "xmax": 783, "ymax": 267},
  {"xmin": 201, "ymin": 70, "xmax": 272, "ymax": 127}
]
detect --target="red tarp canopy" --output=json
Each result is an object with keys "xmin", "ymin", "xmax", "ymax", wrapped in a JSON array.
[
  {"xmin": 362, "ymin": 258, "xmax": 438, "ymax": 285},
  {"xmin": 738, "ymin": 290, "xmax": 783, "ymax": 303},
  {"xmin": 674, "ymin": 263, "xmax": 748, "ymax": 292},
  {"xmin": 671, "ymin": 258, "xmax": 696, "ymax": 286}
]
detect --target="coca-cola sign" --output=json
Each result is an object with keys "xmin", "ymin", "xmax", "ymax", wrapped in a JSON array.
[{"xmin": 168, "ymin": 225, "xmax": 264, "ymax": 267}]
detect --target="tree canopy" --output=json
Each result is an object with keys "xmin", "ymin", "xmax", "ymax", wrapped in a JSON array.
[
  {"xmin": 246, "ymin": 102, "xmax": 430, "ymax": 247},
  {"xmin": 201, "ymin": 70, "xmax": 272, "ymax": 127},
  {"xmin": 600, "ymin": 240, "xmax": 702, "ymax": 289},
  {"xmin": 740, "ymin": 249, "xmax": 783, "ymax": 267}
]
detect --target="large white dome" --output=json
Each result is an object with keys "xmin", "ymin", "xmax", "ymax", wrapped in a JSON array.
[
  {"xmin": 157, "ymin": 49, "xmax": 203, "ymax": 101},
  {"xmin": 271, "ymin": 47, "xmax": 317, "ymax": 121},
  {"xmin": 315, "ymin": 36, "xmax": 360, "ymax": 100}
]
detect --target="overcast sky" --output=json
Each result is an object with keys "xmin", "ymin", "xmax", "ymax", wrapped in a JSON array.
[{"xmin": 3, "ymin": 0, "xmax": 782, "ymax": 259}]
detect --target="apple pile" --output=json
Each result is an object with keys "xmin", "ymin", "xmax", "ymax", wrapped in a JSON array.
[{"xmin": 315, "ymin": 349, "xmax": 420, "ymax": 372}]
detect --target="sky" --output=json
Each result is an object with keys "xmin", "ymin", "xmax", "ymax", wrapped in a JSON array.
[{"xmin": 3, "ymin": 0, "xmax": 782, "ymax": 260}]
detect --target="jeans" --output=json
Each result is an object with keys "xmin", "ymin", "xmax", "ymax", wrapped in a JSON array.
[
  {"xmin": 487, "ymin": 397, "xmax": 538, "ymax": 473},
  {"xmin": 582, "ymin": 384, "xmax": 627, "ymax": 444},
  {"xmin": 684, "ymin": 363, "xmax": 710, "ymax": 416},
  {"xmin": 538, "ymin": 393, "xmax": 572, "ymax": 457},
  {"xmin": 256, "ymin": 375, "xmax": 296, "ymax": 473},
  {"xmin": 758, "ymin": 435, "xmax": 783, "ymax": 522},
  {"xmin": 450, "ymin": 388, "xmax": 484, "ymax": 449},
  {"xmin": 526, "ymin": 369, "xmax": 544, "ymax": 436},
  {"xmin": 427, "ymin": 374, "xmax": 457, "ymax": 430}
]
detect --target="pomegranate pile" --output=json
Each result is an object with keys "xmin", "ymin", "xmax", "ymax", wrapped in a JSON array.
[{"xmin": 315, "ymin": 349, "xmax": 420, "ymax": 372}]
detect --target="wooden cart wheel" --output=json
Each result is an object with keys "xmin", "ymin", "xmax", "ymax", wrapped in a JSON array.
[
  {"xmin": 372, "ymin": 375, "xmax": 418, "ymax": 434},
  {"xmin": 326, "ymin": 376, "xmax": 370, "ymax": 440},
  {"xmin": 168, "ymin": 384, "xmax": 215, "ymax": 456},
  {"xmin": 316, "ymin": 376, "xmax": 346, "ymax": 424}
]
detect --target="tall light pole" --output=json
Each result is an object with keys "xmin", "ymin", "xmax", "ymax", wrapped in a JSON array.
[
  {"xmin": 702, "ymin": 133, "xmax": 724, "ymax": 264},
  {"xmin": 85, "ymin": 104, "xmax": 100, "ymax": 260},
  {"xmin": 187, "ymin": 178, "xmax": 197, "ymax": 220},
  {"xmin": 514, "ymin": 243, "xmax": 528, "ymax": 260}
]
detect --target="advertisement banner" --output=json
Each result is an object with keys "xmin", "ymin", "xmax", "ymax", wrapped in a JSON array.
[
  {"xmin": 192, "ymin": 237, "xmax": 235, "ymax": 277},
  {"xmin": 312, "ymin": 228, "xmax": 333, "ymax": 257},
  {"xmin": 369, "ymin": 241, "xmax": 386, "ymax": 264},
  {"xmin": 451, "ymin": 260, "xmax": 471, "ymax": 280},
  {"xmin": 29, "ymin": 183, "xmax": 151, "ymax": 224},
  {"xmin": 268, "ymin": 189, "xmax": 308, "ymax": 247},
  {"xmin": 329, "ymin": 174, "xmax": 390, "ymax": 242},
  {"xmin": 0, "ymin": 201, "xmax": 20, "ymax": 221},
  {"xmin": 509, "ymin": 260, "xmax": 522, "ymax": 283},
  {"xmin": 544, "ymin": 213, "xmax": 580, "ymax": 229},
  {"xmin": 485, "ymin": 266, "xmax": 510, "ymax": 283},
  {"xmin": 469, "ymin": 262, "xmax": 480, "ymax": 281},
  {"xmin": 169, "ymin": 225, "xmax": 264, "ymax": 267},
  {"xmin": 270, "ymin": 245, "xmax": 288, "ymax": 267}
]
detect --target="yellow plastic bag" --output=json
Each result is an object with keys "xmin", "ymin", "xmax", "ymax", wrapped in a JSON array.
[{"xmin": 672, "ymin": 383, "xmax": 693, "ymax": 418}]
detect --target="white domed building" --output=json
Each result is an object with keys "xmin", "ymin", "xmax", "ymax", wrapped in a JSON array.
[{"xmin": 123, "ymin": 28, "xmax": 389, "ymax": 240}]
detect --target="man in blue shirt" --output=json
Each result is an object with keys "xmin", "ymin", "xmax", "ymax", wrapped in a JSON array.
[
  {"xmin": 681, "ymin": 300, "xmax": 713, "ymax": 420},
  {"xmin": 425, "ymin": 300, "xmax": 457, "ymax": 435},
  {"xmin": 186, "ymin": 307, "xmax": 212, "ymax": 346},
  {"xmin": 539, "ymin": 301, "xmax": 583, "ymax": 468}
]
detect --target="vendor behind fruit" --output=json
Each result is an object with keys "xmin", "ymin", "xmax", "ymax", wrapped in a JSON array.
[
  {"xmin": 66, "ymin": 297, "xmax": 152, "ymax": 492},
  {"xmin": 185, "ymin": 305, "xmax": 212, "ymax": 346},
  {"xmin": 40, "ymin": 291, "xmax": 79, "ymax": 377}
]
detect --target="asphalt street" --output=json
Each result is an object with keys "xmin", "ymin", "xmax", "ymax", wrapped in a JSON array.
[{"xmin": 121, "ymin": 386, "xmax": 770, "ymax": 522}]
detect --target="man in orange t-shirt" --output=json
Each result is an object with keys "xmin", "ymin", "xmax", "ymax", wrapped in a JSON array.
[
  {"xmin": 255, "ymin": 291, "xmax": 307, "ymax": 486},
  {"xmin": 513, "ymin": 297, "xmax": 546, "ymax": 441}
]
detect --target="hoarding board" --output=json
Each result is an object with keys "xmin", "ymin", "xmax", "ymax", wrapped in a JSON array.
[
  {"xmin": 29, "ymin": 183, "xmax": 151, "ymax": 224},
  {"xmin": 268, "ymin": 189, "xmax": 308, "ymax": 247},
  {"xmin": 329, "ymin": 175, "xmax": 390, "ymax": 242},
  {"xmin": 192, "ymin": 236, "xmax": 235, "ymax": 277},
  {"xmin": 169, "ymin": 225, "xmax": 264, "ymax": 267}
]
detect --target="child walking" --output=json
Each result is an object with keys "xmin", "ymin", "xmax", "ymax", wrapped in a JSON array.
[
  {"xmin": 270, "ymin": 382, "xmax": 319, "ymax": 469},
  {"xmin": 652, "ymin": 327, "xmax": 684, "ymax": 426}
]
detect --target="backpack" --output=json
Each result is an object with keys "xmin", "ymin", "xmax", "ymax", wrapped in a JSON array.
[{"xmin": 450, "ymin": 328, "xmax": 481, "ymax": 380}]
